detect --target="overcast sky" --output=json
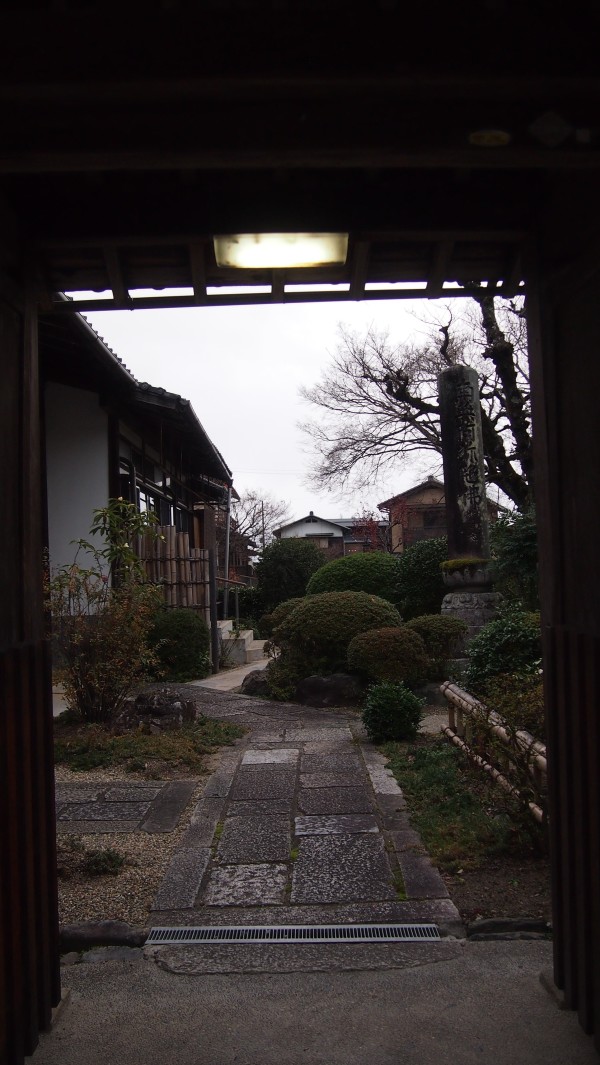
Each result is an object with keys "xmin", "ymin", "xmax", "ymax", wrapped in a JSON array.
[{"xmin": 83, "ymin": 296, "xmax": 447, "ymax": 524}]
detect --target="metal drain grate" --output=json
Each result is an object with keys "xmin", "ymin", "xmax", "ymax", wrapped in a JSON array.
[{"xmin": 146, "ymin": 924, "xmax": 440, "ymax": 945}]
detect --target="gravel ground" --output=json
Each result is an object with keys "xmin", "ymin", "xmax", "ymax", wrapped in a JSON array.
[{"xmin": 55, "ymin": 756, "xmax": 220, "ymax": 928}]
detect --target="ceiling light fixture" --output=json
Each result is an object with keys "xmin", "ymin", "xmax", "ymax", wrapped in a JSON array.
[{"xmin": 213, "ymin": 232, "xmax": 349, "ymax": 269}]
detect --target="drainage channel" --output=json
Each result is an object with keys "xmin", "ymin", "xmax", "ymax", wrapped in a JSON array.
[{"xmin": 147, "ymin": 924, "xmax": 441, "ymax": 945}]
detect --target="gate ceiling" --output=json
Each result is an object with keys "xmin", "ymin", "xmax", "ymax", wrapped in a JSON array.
[{"xmin": 1, "ymin": 2, "xmax": 599, "ymax": 309}]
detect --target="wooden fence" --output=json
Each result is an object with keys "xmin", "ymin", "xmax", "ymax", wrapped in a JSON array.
[{"xmin": 136, "ymin": 528, "xmax": 210, "ymax": 624}]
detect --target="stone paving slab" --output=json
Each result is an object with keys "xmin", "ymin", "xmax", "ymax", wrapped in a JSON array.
[
  {"xmin": 58, "ymin": 801, "xmax": 152, "ymax": 821},
  {"xmin": 217, "ymin": 815, "xmax": 291, "ymax": 863},
  {"xmin": 55, "ymin": 786, "xmax": 104, "ymax": 803},
  {"xmin": 297, "ymin": 787, "xmax": 373, "ymax": 815},
  {"xmin": 230, "ymin": 768, "xmax": 297, "ymax": 801},
  {"xmin": 227, "ymin": 799, "xmax": 293, "ymax": 817},
  {"xmin": 242, "ymin": 749, "xmax": 299, "ymax": 765},
  {"xmin": 152, "ymin": 845, "xmax": 212, "ymax": 910},
  {"xmin": 188, "ymin": 797, "xmax": 227, "ymax": 843},
  {"xmin": 161, "ymin": 897, "xmax": 463, "ymax": 929},
  {"xmin": 398, "ymin": 853, "xmax": 450, "ymax": 899},
  {"xmin": 300, "ymin": 753, "xmax": 362, "ymax": 773},
  {"xmin": 299, "ymin": 770, "xmax": 364, "ymax": 788},
  {"xmin": 285, "ymin": 727, "xmax": 354, "ymax": 743},
  {"xmin": 291, "ymin": 833, "xmax": 397, "ymax": 904},
  {"xmin": 141, "ymin": 781, "xmax": 197, "ymax": 833},
  {"xmin": 202, "ymin": 864, "xmax": 289, "ymax": 906},
  {"xmin": 152, "ymin": 939, "xmax": 463, "ymax": 975},
  {"xmin": 294, "ymin": 814, "xmax": 379, "ymax": 836},
  {"xmin": 103, "ymin": 786, "xmax": 163, "ymax": 801}
]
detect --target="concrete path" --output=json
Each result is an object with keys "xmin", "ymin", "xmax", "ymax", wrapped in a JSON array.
[{"xmin": 188, "ymin": 657, "xmax": 269, "ymax": 692}]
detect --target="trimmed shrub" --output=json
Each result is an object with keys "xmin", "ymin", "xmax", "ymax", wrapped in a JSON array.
[
  {"xmin": 259, "ymin": 597, "xmax": 305, "ymax": 638},
  {"xmin": 405, "ymin": 614, "xmax": 468, "ymax": 677},
  {"xmin": 463, "ymin": 609, "xmax": 542, "ymax": 695},
  {"xmin": 149, "ymin": 608, "xmax": 211, "ymax": 681},
  {"xmin": 273, "ymin": 591, "xmax": 402, "ymax": 676},
  {"xmin": 255, "ymin": 538, "xmax": 325, "ymax": 611},
  {"xmin": 362, "ymin": 681, "xmax": 424, "ymax": 743},
  {"xmin": 306, "ymin": 552, "xmax": 401, "ymax": 605},
  {"xmin": 347, "ymin": 627, "xmax": 428, "ymax": 686},
  {"xmin": 394, "ymin": 537, "xmax": 448, "ymax": 619}
]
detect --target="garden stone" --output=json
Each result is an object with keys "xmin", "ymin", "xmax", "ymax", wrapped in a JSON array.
[
  {"xmin": 294, "ymin": 673, "xmax": 365, "ymax": 708},
  {"xmin": 117, "ymin": 691, "xmax": 197, "ymax": 731},
  {"xmin": 59, "ymin": 920, "xmax": 146, "ymax": 952},
  {"xmin": 240, "ymin": 668, "xmax": 272, "ymax": 698}
]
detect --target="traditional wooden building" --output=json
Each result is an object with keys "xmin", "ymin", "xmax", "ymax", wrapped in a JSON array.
[
  {"xmin": 274, "ymin": 511, "xmax": 389, "ymax": 559},
  {"xmin": 1, "ymin": 4, "xmax": 600, "ymax": 1061},
  {"xmin": 379, "ymin": 475, "xmax": 500, "ymax": 553}
]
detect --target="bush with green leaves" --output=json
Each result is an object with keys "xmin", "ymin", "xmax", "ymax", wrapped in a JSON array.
[
  {"xmin": 259, "ymin": 597, "xmax": 305, "ymax": 638},
  {"xmin": 254, "ymin": 537, "xmax": 325, "ymax": 611},
  {"xmin": 362, "ymin": 681, "xmax": 425, "ymax": 743},
  {"xmin": 347, "ymin": 626, "xmax": 428, "ymax": 686},
  {"xmin": 464, "ymin": 608, "xmax": 542, "ymax": 695},
  {"xmin": 490, "ymin": 509, "xmax": 539, "ymax": 610},
  {"xmin": 47, "ymin": 498, "xmax": 163, "ymax": 723},
  {"xmin": 306, "ymin": 551, "xmax": 401, "ymax": 605},
  {"xmin": 405, "ymin": 614, "xmax": 468, "ymax": 677},
  {"xmin": 272, "ymin": 590, "xmax": 402, "ymax": 676},
  {"xmin": 394, "ymin": 537, "xmax": 448, "ymax": 619},
  {"xmin": 148, "ymin": 607, "xmax": 211, "ymax": 681},
  {"xmin": 480, "ymin": 672, "xmax": 545, "ymax": 738}
]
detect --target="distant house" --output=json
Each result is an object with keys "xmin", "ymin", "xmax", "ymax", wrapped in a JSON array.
[
  {"xmin": 41, "ymin": 310, "xmax": 233, "ymax": 574},
  {"xmin": 378, "ymin": 475, "xmax": 499, "ymax": 553},
  {"xmin": 273, "ymin": 511, "xmax": 389, "ymax": 560}
]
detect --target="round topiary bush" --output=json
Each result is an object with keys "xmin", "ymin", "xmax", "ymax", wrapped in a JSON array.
[
  {"xmin": 306, "ymin": 552, "xmax": 401, "ymax": 605},
  {"xmin": 148, "ymin": 607, "xmax": 211, "ymax": 681},
  {"xmin": 259, "ymin": 597, "xmax": 305, "ymax": 638},
  {"xmin": 405, "ymin": 614, "xmax": 468, "ymax": 677},
  {"xmin": 463, "ymin": 609, "xmax": 542, "ymax": 695},
  {"xmin": 347, "ymin": 627, "xmax": 428, "ymax": 686},
  {"xmin": 362, "ymin": 681, "xmax": 425, "ymax": 743},
  {"xmin": 273, "ymin": 591, "xmax": 402, "ymax": 676},
  {"xmin": 394, "ymin": 536, "xmax": 448, "ymax": 619}
]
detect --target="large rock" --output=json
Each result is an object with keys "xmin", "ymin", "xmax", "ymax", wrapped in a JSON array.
[
  {"xmin": 294, "ymin": 673, "xmax": 365, "ymax": 708},
  {"xmin": 240, "ymin": 668, "xmax": 272, "ymax": 698}
]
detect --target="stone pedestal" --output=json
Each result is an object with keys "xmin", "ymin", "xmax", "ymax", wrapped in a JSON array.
[{"xmin": 441, "ymin": 589, "xmax": 503, "ymax": 645}]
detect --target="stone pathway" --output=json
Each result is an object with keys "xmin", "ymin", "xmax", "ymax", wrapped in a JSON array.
[
  {"xmin": 56, "ymin": 780, "xmax": 197, "ymax": 835},
  {"xmin": 144, "ymin": 689, "xmax": 462, "ymax": 972}
]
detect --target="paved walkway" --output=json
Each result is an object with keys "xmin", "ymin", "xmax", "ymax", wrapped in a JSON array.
[
  {"xmin": 42, "ymin": 686, "xmax": 599, "ymax": 1064},
  {"xmin": 148, "ymin": 689, "xmax": 461, "ymax": 973}
]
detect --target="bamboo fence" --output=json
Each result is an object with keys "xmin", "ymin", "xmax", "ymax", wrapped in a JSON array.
[{"xmin": 136, "ymin": 526, "xmax": 211, "ymax": 624}]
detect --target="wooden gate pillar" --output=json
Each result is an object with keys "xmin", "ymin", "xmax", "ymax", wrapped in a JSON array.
[
  {"xmin": 527, "ymin": 175, "xmax": 600, "ymax": 1048},
  {"xmin": 0, "ymin": 291, "xmax": 60, "ymax": 1065}
]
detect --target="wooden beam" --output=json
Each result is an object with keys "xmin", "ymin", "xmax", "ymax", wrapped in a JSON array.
[
  {"xmin": 426, "ymin": 239, "xmax": 454, "ymax": 298},
  {"xmin": 102, "ymin": 247, "xmax": 131, "ymax": 309},
  {"xmin": 189, "ymin": 244, "xmax": 207, "ymax": 305},
  {"xmin": 271, "ymin": 272, "xmax": 285, "ymax": 302},
  {"xmin": 350, "ymin": 241, "xmax": 370, "ymax": 300}
]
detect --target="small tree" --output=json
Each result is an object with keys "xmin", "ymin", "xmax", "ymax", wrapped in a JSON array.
[
  {"xmin": 255, "ymin": 537, "xmax": 325, "ymax": 612},
  {"xmin": 47, "ymin": 499, "xmax": 163, "ymax": 723},
  {"xmin": 394, "ymin": 536, "xmax": 448, "ymax": 619}
]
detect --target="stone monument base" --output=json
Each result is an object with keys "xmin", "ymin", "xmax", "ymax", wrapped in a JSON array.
[{"xmin": 441, "ymin": 590, "xmax": 503, "ymax": 645}]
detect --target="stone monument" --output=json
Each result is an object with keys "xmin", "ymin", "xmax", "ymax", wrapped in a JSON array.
[{"xmin": 437, "ymin": 364, "xmax": 502, "ymax": 641}]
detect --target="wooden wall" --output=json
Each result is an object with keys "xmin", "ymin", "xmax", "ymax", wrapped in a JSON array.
[
  {"xmin": 527, "ymin": 183, "xmax": 600, "ymax": 1048},
  {"xmin": 0, "ymin": 296, "xmax": 60, "ymax": 1065}
]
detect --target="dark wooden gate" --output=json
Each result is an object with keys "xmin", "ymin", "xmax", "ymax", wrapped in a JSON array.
[
  {"xmin": 0, "ymin": 296, "xmax": 60, "ymax": 1065},
  {"xmin": 527, "ymin": 192, "xmax": 600, "ymax": 1049}
]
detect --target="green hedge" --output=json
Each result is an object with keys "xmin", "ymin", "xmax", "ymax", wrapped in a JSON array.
[
  {"xmin": 306, "ymin": 552, "xmax": 401, "ymax": 605},
  {"xmin": 347, "ymin": 627, "xmax": 428, "ymax": 686},
  {"xmin": 273, "ymin": 590, "xmax": 402, "ymax": 676},
  {"xmin": 148, "ymin": 608, "xmax": 211, "ymax": 681},
  {"xmin": 394, "ymin": 537, "xmax": 448, "ymax": 619}
]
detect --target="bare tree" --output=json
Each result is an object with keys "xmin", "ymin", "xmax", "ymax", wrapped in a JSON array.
[
  {"xmin": 299, "ymin": 288, "xmax": 532, "ymax": 510},
  {"xmin": 230, "ymin": 490, "xmax": 292, "ymax": 550}
]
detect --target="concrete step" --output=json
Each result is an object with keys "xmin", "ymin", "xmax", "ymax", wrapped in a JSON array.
[
  {"xmin": 217, "ymin": 619, "xmax": 234, "ymax": 634},
  {"xmin": 247, "ymin": 640, "xmax": 268, "ymax": 663}
]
